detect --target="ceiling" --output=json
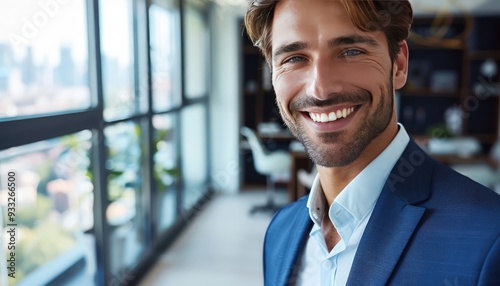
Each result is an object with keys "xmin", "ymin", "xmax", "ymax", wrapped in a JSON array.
[{"xmin": 410, "ymin": 0, "xmax": 500, "ymax": 15}]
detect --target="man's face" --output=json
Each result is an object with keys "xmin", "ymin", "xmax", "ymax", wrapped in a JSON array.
[{"xmin": 271, "ymin": 0, "xmax": 406, "ymax": 167}]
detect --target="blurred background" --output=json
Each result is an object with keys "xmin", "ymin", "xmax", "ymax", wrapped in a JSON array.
[{"xmin": 0, "ymin": 0, "xmax": 499, "ymax": 285}]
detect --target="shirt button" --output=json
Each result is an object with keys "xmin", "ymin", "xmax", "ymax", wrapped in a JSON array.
[{"xmin": 322, "ymin": 260, "xmax": 333, "ymax": 270}]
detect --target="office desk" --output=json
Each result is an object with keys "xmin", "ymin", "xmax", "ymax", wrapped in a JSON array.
[
  {"xmin": 258, "ymin": 130, "xmax": 295, "ymax": 141},
  {"xmin": 257, "ymin": 130, "xmax": 313, "ymax": 201},
  {"xmin": 430, "ymin": 154, "xmax": 497, "ymax": 168},
  {"xmin": 289, "ymin": 150, "xmax": 313, "ymax": 202}
]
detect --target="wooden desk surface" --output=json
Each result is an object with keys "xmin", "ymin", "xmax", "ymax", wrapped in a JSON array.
[
  {"xmin": 258, "ymin": 130, "xmax": 295, "ymax": 141},
  {"xmin": 289, "ymin": 150, "xmax": 312, "ymax": 201}
]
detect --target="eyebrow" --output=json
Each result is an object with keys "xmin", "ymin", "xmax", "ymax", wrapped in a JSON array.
[
  {"xmin": 329, "ymin": 35, "xmax": 380, "ymax": 48},
  {"xmin": 272, "ymin": 35, "xmax": 380, "ymax": 60},
  {"xmin": 273, "ymin": 41, "xmax": 308, "ymax": 60}
]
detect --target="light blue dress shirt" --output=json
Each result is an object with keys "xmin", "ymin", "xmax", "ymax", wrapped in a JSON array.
[{"xmin": 296, "ymin": 124, "xmax": 410, "ymax": 286}]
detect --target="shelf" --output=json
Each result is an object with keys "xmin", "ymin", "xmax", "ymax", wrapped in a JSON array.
[
  {"xmin": 408, "ymin": 41, "xmax": 466, "ymax": 50},
  {"xmin": 401, "ymin": 88, "xmax": 460, "ymax": 97},
  {"xmin": 466, "ymin": 134, "xmax": 499, "ymax": 144},
  {"xmin": 467, "ymin": 50, "xmax": 500, "ymax": 60},
  {"xmin": 412, "ymin": 133, "xmax": 498, "ymax": 146},
  {"xmin": 401, "ymin": 87, "xmax": 500, "ymax": 98},
  {"xmin": 409, "ymin": 15, "xmax": 470, "ymax": 50},
  {"xmin": 431, "ymin": 154, "xmax": 496, "ymax": 168}
]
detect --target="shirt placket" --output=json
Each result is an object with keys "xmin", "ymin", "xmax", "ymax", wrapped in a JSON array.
[{"xmin": 320, "ymin": 255, "xmax": 337, "ymax": 285}]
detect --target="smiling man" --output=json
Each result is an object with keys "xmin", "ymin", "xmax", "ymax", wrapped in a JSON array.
[{"xmin": 245, "ymin": 1, "xmax": 500, "ymax": 285}]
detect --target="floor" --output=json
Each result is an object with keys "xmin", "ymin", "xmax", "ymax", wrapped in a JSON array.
[{"xmin": 138, "ymin": 189, "xmax": 289, "ymax": 286}]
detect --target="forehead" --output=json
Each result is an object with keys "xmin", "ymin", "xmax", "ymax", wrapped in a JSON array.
[
  {"xmin": 271, "ymin": 0, "xmax": 385, "ymax": 51},
  {"xmin": 273, "ymin": 0, "xmax": 349, "ymax": 24},
  {"xmin": 272, "ymin": 0, "xmax": 351, "ymax": 35}
]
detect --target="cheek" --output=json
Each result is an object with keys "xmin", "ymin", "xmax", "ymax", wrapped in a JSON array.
[
  {"xmin": 343, "ymin": 63, "xmax": 388, "ymax": 88},
  {"xmin": 273, "ymin": 72, "xmax": 306, "ymax": 107}
]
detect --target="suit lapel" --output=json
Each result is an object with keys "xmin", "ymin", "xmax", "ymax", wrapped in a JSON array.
[
  {"xmin": 347, "ymin": 140, "xmax": 433, "ymax": 285},
  {"xmin": 277, "ymin": 205, "xmax": 312, "ymax": 286}
]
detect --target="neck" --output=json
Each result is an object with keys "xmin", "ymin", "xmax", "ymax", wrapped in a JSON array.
[{"xmin": 317, "ymin": 121, "xmax": 399, "ymax": 206}]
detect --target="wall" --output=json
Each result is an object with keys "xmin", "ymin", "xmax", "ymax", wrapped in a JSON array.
[{"xmin": 208, "ymin": 4, "xmax": 246, "ymax": 193}]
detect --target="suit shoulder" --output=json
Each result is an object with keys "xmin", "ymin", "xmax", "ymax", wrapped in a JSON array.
[
  {"xmin": 430, "ymin": 161, "xmax": 500, "ymax": 213},
  {"xmin": 432, "ymin": 162, "xmax": 500, "ymax": 198},
  {"xmin": 265, "ymin": 196, "xmax": 311, "ymax": 244},
  {"xmin": 277, "ymin": 195, "xmax": 309, "ymax": 215},
  {"xmin": 269, "ymin": 195, "xmax": 309, "ymax": 228}
]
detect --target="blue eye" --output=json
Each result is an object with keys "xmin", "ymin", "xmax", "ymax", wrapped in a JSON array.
[
  {"xmin": 342, "ymin": 50, "xmax": 363, "ymax": 57},
  {"xmin": 284, "ymin": 56, "xmax": 304, "ymax": 64}
]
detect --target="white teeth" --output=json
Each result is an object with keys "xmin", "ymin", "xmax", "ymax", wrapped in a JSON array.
[
  {"xmin": 321, "ymin": 113, "xmax": 328, "ymax": 122},
  {"xmin": 328, "ymin": 112, "xmax": 337, "ymax": 121},
  {"xmin": 309, "ymin": 107, "xmax": 356, "ymax": 123}
]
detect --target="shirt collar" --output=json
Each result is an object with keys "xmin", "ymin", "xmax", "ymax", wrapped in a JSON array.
[{"xmin": 306, "ymin": 123, "xmax": 410, "ymax": 242}]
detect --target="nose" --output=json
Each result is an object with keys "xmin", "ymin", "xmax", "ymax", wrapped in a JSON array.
[{"xmin": 305, "ymin": 58, "xmax": 344, "ymax": 100}]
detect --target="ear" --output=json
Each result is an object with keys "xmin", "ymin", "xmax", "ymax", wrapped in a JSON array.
[{"xmin": 393, "ymin": 40, "xmax": 409, "ymax": 90}]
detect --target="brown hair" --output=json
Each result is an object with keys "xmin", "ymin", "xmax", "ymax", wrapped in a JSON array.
[{"xmin": 244, "ymin": 0, "xmax": 413, "ymax": 65}]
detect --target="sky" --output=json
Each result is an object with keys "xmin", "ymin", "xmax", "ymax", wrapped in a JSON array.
[{"xmin": 0, "ymin": 0, "xmax": 131, "ymax": 67}]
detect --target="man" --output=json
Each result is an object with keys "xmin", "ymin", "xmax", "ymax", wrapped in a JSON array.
[{"xmin": 244, "ymin": 0, "xmax": 500, "ymax": 285}]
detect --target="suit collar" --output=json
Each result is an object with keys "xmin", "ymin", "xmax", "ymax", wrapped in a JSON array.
[
  {"xmin": 386, "ymin": 139, "xmax": 433, "ymax": 204},
  {"xmin": 347, "ymin": 140, "xmax": 433, "ymax": 285}
]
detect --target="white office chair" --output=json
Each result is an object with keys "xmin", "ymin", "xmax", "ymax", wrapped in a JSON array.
[
  {"xmin": 240, "ymin": 126, "xmax": 291, "ymax": 214},
  {"xmin": 298, "ymin": 164, "xmax": 317, "ymax": 189}
]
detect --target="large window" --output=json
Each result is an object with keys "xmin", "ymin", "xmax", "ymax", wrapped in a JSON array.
[
  {"xmin": 153, "ymin": 114, "xmax": 179, "ymax": 232},
  {"xmin": 183, "ymin": 2, "xmax": 209, "ymax": 99},
  {"xmin": 105, "ymin": 121, "xmax": 146, "ymax": 274},
  {"xmin": 150, "ymin": 3, "xmax": 182, "ymax": 111},
  {"xmin": 99, "ymin": 0, "xmax": 138, "ymax": 121},
  {"xmin": 0, "ymin": 0, "xmax": 211, "ymax": 285},
  {"xmin": 0, "ymin": 132, "xmax": 95, "ymax": 286},
  {"xmin": 0, "ymin": 0, "xmax": 90, "ymax": 118},
  {"xmin": 180, "ymin": 1, "xmax": 210, "ymax": 210},
  {"xmin": 181, "ymin": 104, "xmax": 209, "ymax": 210}
]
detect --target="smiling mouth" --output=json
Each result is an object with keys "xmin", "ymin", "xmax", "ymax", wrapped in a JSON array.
[{"xmin": 309, "ymin": 107, "xmax": 356, "ymax": 123}]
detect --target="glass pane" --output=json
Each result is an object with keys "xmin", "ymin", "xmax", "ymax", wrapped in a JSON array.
[
  {"xmin": 183, "ymin": 4, "xmax": 208, "ymax": 98},
  {"xmin": 0, "ymin": 1, "xmax": 91, "ymax": 118},
  {"xmin": 100, "ymin": 0, "xmax": 137, "ymax": 121},
  {"xmin": 180, "ymin": 104, "xmax": 208, "ymax": 210},
  {"xmin": 149, "ymin": 3, "xmax": 181, "ymax": 111},
  {"xmin": 153, "ymin": 114, "xmax": 178, "ymax": 233},
  {"xmin": 0, "ymin": 131, "xmax": 95, "ymax": 286},
  {"xmin": 104, "ymin": 122, "xmax": 146, "ymax": 276}
]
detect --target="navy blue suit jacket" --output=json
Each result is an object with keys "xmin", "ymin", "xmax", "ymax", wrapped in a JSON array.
[{"xmin": 264, "ymin": 140, "xmax": 500, "ymax": 285}]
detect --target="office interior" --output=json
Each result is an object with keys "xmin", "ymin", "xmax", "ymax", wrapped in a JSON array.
[{"xmin": 0, "ymin": 0, "xmax": 499, "ymax": 285}]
